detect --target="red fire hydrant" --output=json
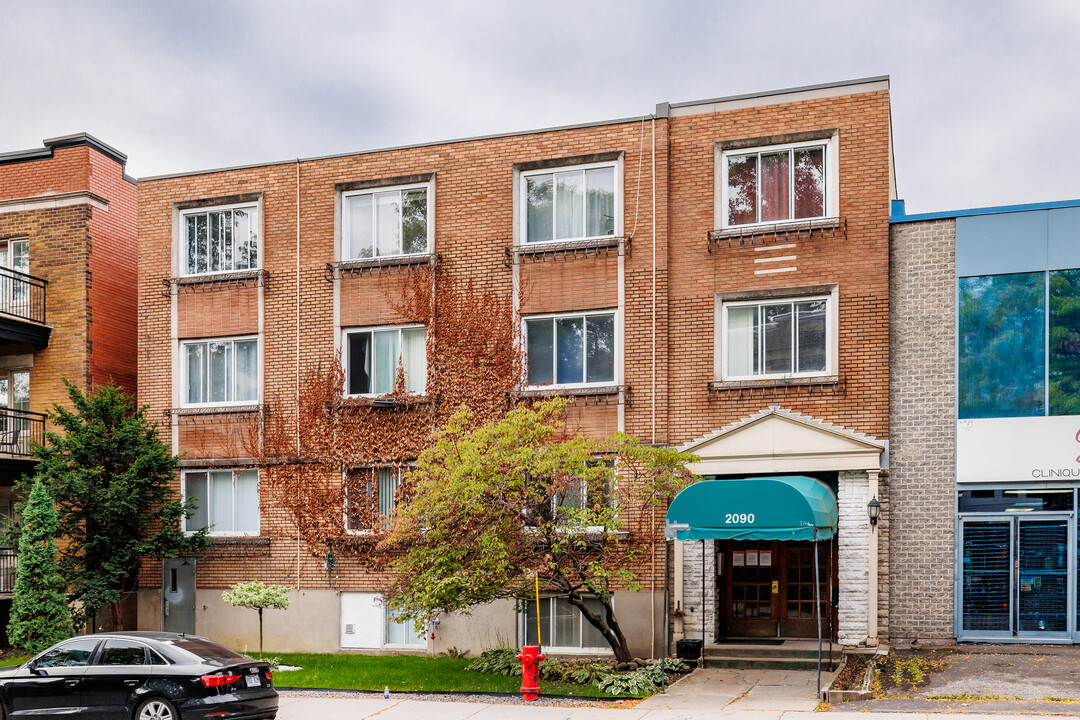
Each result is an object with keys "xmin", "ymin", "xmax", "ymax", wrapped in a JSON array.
[{"xmin": 517, "ymin": 644, "xmax": 545, "ymax": 701}]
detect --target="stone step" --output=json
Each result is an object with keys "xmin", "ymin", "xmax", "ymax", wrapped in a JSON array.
[
  {"xmin": 704, "ymin": 655, "xmax": 839, "ymax": 671},
  {"xmin": 705, "ymin": 642, "xmax": 838, "ymax": 660}
]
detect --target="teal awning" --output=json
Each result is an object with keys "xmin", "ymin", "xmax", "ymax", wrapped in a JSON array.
[{"xmin": 666, "ymin": 476, "xmax": 837, "ymax": 542}]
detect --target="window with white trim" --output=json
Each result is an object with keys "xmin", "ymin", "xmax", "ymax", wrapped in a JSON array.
[
  {"xmin": 182, "ymin": 468, "xmax": 259, "ymax": 535},
  {"xmin": 719, "ymin": 296, "xmax": 831, "ymax": 380},
  {"xmin": 522, "ymin": 596, "xmax": 609, "ymax": 651},
  {"xmin": 342, "ymin": 183, "xmax": 430, "ymax": 260},
  {"xmin": 521, "ymin": 163, "xmax": 616, "ymax": 244},
  {"xmin": 0, "ymin": 238, "xmax": 29, "ymax": 308},
  {"xmin": 722, "ymin": 141, "xmax": 828, "ymax": 227},
  {"xmin": 524, "ymin": 311, "xmax": 616, "ymax": 387},
  {"xmin": 344, "ymin": 326, "xmax": 426, "ymax": 396},
  {"xmin": 183, "ymin": 337, "xmax": 258, "ymax": 405},
  {"xmin": 385, "ymin": 608, "xmax": 425, "ymax": 646},
  {"xmin": 344, "ymin": 467, "xmax": 402, "ymax": 533},
  {"xmin": 181, "ymin": 204, "xmax": 259, "ymax": 275}
]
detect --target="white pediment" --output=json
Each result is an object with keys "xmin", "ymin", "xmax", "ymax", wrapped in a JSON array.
[{"xmin": 680, "ymin": 407, "xmax": 883, "ymax": 475}]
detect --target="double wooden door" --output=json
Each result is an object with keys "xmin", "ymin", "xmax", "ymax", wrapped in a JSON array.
[{"xmin": 718, "ymin": 540, "xmax": 837, "ymax": 639}]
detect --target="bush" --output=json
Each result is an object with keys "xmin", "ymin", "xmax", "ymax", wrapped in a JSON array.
[
  {"xmin": 465, "ymin": 648, "xmax": 521, "ymax": 676},
  {"xmin": 597, "ymin": 659, "xmax": 689, "ymax": 696}
]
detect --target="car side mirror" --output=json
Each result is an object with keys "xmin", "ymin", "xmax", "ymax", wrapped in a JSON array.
[{"xmin": 27, "ymin": 661, "xmax": 42, "ymax": 675}]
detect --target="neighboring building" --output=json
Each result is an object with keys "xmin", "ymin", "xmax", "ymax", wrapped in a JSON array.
[
  {"xmin": 136, "ymin": 76, "xmax": 893, "ymax": 655},
  {"xmin": 0, "ymin": 134, "xmax": 138, "ymax": 631},
  {"xmin": 891, "ymin": 198, "xmax": 1080, "ymax": 644}
]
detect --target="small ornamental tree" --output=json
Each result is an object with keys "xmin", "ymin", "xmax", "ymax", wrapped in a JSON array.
[
  {"xmin": 222, "ymin": 581, "xmax": 291, "ymax": 658},
  {"xmin": 15, "ymin": 381, "xmax": 208, "ymax": 631},
  {"xmin": 8, "ymin": 480, "xmax": 73, "ymax": 652},
  {"xmin": 382, "ymin": 398, "xmax": 696, "ymax": 664}
]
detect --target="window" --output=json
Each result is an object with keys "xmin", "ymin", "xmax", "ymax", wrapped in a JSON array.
[
  {"xmin": 522, "ymin": 163, "xmax": 616, "ymax": 244},
  {"xmin": 345, "ymin": 467, "xmax": 402, "ymax": 533},
  {"xmin": 35, "ymin": 638, "xmax": 100, "ymax": 668},
  {"xmin": 183, "ymin": 469, "xmax": 259, "ymax": 535},
  {"xmin": 722, "ymin": 142, "xmax": 827, "ymax": 227},
  {"xmin": 523, "ymin": 597, "xmax": 609, "ymax": 651},
  {"xmin": 183, "ymin": 337, "xmax": 258, "ymax": 405},
  {"xmin": 181, "ymin": 204, "xmax": 259, "ymax": 275},
  {"xmin": 0, "ymin": 239, "xmax": 29, "ymax": 308},
  {"xmin": 525, "ymin": 312, "xmax": 616, "ymax": 387},
  {"xmin": 958, "ymin": 269, "xmax": 1080, "ymax": 418},
  {"xmin": 719, "ymin": 296, "xmax": 830, "ymax": 380},
  {"xmin": 342, "ymin": 184, "xmax": 430, "ymax": 260},
  {"xmin": 345, "ymin": 326, "xmax": 426, "ymax": 396},
  {"xmin": 99, "ymin": 639, "xmax": 148, "ymax": 666},
  {"xmin": 385, "ymin": 608, "xmax": 425, "ymax": 646}
]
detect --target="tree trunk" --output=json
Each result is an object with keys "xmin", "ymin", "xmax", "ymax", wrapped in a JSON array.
[{"xmin": 566, "ymin": 591, "xmax": 633, "ymax": 664}]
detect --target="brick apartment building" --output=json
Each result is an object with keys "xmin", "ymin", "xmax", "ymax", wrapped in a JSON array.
[
  {"xmin": 137, "ymin": 77, "xmax": 893, "ymax": 655},
  {"xmin": 0, "ymin": 133, "xmax": 138, "ymax": 632}
]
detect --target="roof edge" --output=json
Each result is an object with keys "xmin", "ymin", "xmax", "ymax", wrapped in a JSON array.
[
  {"xmin": 668, "ymin": 75, "xmax": 890, "ymax": 111},
  {"xmin": 44, "ymin": 133, "xmax": 128, "ymax": 166},
  {"xmin": 891, "ymin": 197, "xmax": 1080, "ymax": 224}
]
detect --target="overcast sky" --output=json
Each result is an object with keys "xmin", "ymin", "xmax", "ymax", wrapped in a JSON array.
[{"xmin": 2, "ymin": 0, "xmax": 1077, "ymax": 214}]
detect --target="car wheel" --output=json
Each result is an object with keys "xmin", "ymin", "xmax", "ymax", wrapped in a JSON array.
[{"xmin": 135, "ymin": 697, "xmax": 178, "ymax": 720}]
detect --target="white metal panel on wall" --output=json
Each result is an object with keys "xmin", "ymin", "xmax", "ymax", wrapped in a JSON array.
[
  {"xmin": 340, "ymin": 592, "xmax": 382, "ymax": 648},
  {"xmin": 957, "ymin": 416, "xmax": 1080, "ymax": 483}
]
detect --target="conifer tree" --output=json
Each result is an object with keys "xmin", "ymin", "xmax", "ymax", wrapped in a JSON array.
[{"xmin": 7, "ymin": 480, "xmax": 72, "ymax": 652}]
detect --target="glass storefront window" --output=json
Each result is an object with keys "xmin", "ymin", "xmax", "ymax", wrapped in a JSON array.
[
  {"xmin": 1050, "ymin": 269, "xmax": 1080, "ymax": 415},
  {"xmin": 958, "ymin": 272, "xmax": 1045, "ymax": 419},
  {"xmin": 958, "ymin": 489, "xmax": 1074, "ymax": 513}
]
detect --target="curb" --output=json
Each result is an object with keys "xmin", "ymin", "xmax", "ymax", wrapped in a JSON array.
[{"xmin": 276, "ymin": 687, "xmax": 639, "ymax": 701}]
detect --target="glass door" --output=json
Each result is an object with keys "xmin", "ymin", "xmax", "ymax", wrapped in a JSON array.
[
  {"xmin": 960, "ymin": 520, "xmax": 1013, "ymax": 638},
  {"xmin": 1018, "ymin": 519, "xmax": 1069, "ymax": 636}
]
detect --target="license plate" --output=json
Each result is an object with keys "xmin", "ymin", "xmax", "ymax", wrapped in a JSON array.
[{"xmin": 245, "ymin": 675, "xmax": 261, "ymax": 688}]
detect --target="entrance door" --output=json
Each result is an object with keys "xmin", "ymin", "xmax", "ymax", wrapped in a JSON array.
[
  {"xmin": 719, "ymin": 540, "xmax": 836, "ymax": 639},
  {"xmin": 162, "ymin": 558, "xmax": 195, "ymax": 634},
  {"xmin": 958, "ymin": 516, "xmax": 1071, "ymax": 640}
]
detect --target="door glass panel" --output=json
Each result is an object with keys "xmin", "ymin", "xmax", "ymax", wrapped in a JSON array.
[
  {"xmin": 784, "ymin": 543, "xmax": 828, "ymax": 619},
  {"xmin": 961, "ymin": 521, "xmax": 1011, "ymax": 632},
  {"xmin": 1017, "ymin": 520, "xmax": 1068, "ymax": 633},
  {"xmin": 36, "ymin": 638, "xmax": 99, "ymax": 667},
  {"xmin": 731, "ymin": 542, "xmax": 772, "ymax": 619}
]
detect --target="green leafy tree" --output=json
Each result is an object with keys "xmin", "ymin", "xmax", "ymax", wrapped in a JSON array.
[
  {"xmin": 7, "ymin": 480, "xmax": 73, "ymax": 652},
  {"xmin": 382, "ymin": 398, "xmax": 695, "ymax": 664},
  {"xmin": 221, "ymin": 581, "xmax": 291, "ymax": 658},
  {"xmin": 15, "ymin": 381, "xmax": 207, "ymax": 631}
]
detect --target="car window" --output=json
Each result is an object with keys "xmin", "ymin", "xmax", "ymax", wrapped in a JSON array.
[
  {"xmin": 156, "ymin": 637, "xmax": 247, "ymax": 667},
  {"xmin": 98, "ymin": 640, "xmax": 147, "ymax": 666},
  {"xmin": 35, "ymin": 639, "xmax": 100, "ymax": 668},
  {"xmin": 149, "ymin": 650, "xmax": 169, "ymax": 665}
]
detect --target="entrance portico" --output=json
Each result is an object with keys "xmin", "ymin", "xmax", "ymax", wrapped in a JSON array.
[{"xmin": 674, "ymin": 406, "xmax": 885, "ymax": 648}]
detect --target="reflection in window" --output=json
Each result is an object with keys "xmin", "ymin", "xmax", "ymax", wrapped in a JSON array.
[
  {"xmin": 525, "ymin": 166, "xmax": 615, "ymax": 244},
  {"xmin": 1050, "ymin": 269, "xmax": 1080, "ymax": 414},
  {"xmin": 725, "ymin": 145, "xmax": 825, "ymax": 226},
  {"xmin": 524, "ymin": 597, "xmax": 608, "ymax": 649},
  {"xmin": 958, "ymin": 273, "xmax": 1045, "ymax": 418},
  {"xmin": 525, "ymin": 313, "xmax": 615, "ymax": 386}
]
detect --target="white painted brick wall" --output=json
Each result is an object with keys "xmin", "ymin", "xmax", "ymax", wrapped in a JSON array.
[
  {"xmin": 838, "ymin": 469, "xmax": 869, "ymax": 645},
  {"xmin": 681, "ymin": 539, "xmax": 716, "ymax": 644}
]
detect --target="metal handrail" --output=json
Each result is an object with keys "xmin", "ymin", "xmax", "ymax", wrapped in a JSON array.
[{"xmin": 0, "ymin": 266, "xmax": 47, "ymax": 325}]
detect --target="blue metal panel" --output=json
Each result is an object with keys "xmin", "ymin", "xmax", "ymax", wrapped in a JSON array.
[
  {"xmin": 956, "ymin": 211, "xmax": 1048, "ymax": 277},
  {"xmin": 891, "ymin": 197, "xmax": 1080, "ymax": 224},
  {"xmin": 1049, "ymin": 207, "xmax": 1080, "ymax": 270}
]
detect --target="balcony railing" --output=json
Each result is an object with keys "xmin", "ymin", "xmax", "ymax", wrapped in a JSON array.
[
  {"xmin": 0, "ymin": 549, "xmax": 15, "ymax": 594},
  {"xmin": 0, "ymin": 407, "xmax": 45, "ymax": 457},
  {"xmin": 0, "ymin": 266, "xmax": 47, "ymax": 325}
]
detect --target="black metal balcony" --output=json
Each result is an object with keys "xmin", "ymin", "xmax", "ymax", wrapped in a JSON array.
[
  {"xmin": 0, "ymin": 549, "xmax": 15, "ymax": 594},
  {"xmin": 0, "ymin": 407, "xmax": 45, "ymax": 458},
  {"xmin": 0, "ymin": 267, "xmax": 49, "ymax": 347}
]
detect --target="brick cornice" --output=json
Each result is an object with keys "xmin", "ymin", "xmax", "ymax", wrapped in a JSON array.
[{"xmin": 0, "ymin": 190, "xmax": 108, "ymax": 214}]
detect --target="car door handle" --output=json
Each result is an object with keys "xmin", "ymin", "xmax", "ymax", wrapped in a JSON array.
[
  {"xmin": 64, "ymin": 679, "xmax": 79, "ymax": 687},
  {"xmin": 124, "ymin": 679, "xmax": 140, "ymax": 687}
]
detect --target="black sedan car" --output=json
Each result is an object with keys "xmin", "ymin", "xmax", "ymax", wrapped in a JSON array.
[{"xmin": 0, "ymin": 631, "xmax": 277, "ymax": 720}]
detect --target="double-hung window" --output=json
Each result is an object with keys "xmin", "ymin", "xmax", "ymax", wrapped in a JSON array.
[
  {"xmin": 722, "ymin": 142, "xmax": 828, "ymax": 227},
  {"xmin": 342, "ymin": 183, "xmax": 431, "ymax": 260},
  {"xmin": 183, "ymin": 337, "xmax": 258, "ymax": 405},
  {"xmin": 182, "ymin": 468, "xmax": 259, "ymax": 535},
  {"xmin": 181, "ymin": 204, "xmax": 259, "ymax": 275},
  {"xmin": 521, "ymin": 163, "xmax": 617, "ymax": 244},
  {"xmin": 345, "ymin": 467, "xmax": 402, "ymax": 533},
  {"xmin": 720, "ymin": 296, "xmax": 831, "ymax": 380},
  {"xmin": 524, "ymin": 311, "xmax": 616, "ymax": 388},
  {"xmin": 344, "ymin": 326, "xmax": 426, "ymax": 396}
]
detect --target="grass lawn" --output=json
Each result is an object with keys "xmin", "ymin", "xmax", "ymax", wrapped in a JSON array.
[{"xmin": 271, "ymin": 654, "xmax": 625, "ymax": 697}]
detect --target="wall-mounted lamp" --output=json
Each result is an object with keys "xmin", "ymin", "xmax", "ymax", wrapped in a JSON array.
[{"xmin": 867, "ymin": 497, "xmax": 881, "ymax": 528}]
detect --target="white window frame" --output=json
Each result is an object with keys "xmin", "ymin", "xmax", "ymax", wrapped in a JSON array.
[
  {"xmin": 383, "ymin": 603, "xmax": 426, "ymax": 648},
  {"xmin": 523, "ymin": 309, "xmax": 619, "ymax": 390},
  {"xmin": 340, "ymin": 181, "xmax": 433, "ymax": 261},
  {"xmin": 181, "ymin": 468, "xmax": 260, "ymax": 537},
  {"xmin": 518, "ymin": 160, "xmax": 621, "ymax": 246},
  {"xmin": 343, "ymin": 466, "xmax": 404, "ymax": 536},
  {"xmin": 180, "ymin": 335, "xmax": 260, "ymax": 408},
  {"xmin": 518, "ymin": 596, "xmax": 613, "ymax": 654},
  {"xmin": 341, "ymin": 324, "xmax": 427, "ymax": 398},
  {"xmin": 716, "ymin": 293, "xmax": 836, "ymax": 382},
  {"xmin": 717, "ymin": 138, "xmax": 838, "ymax": 230},
  {"xmin": 179, "ymin": 202, "xmax": 260, "ymax": 277}
]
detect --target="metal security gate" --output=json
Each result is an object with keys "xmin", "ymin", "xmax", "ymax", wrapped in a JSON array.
[{"xmin": 958, "ymin": 515, "xmax": 1073, "ymax": 641}]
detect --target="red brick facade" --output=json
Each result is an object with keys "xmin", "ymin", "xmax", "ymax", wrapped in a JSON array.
[{"xmin": 137, "ymin": 79, "xmax": 892, "ymax": 648}]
